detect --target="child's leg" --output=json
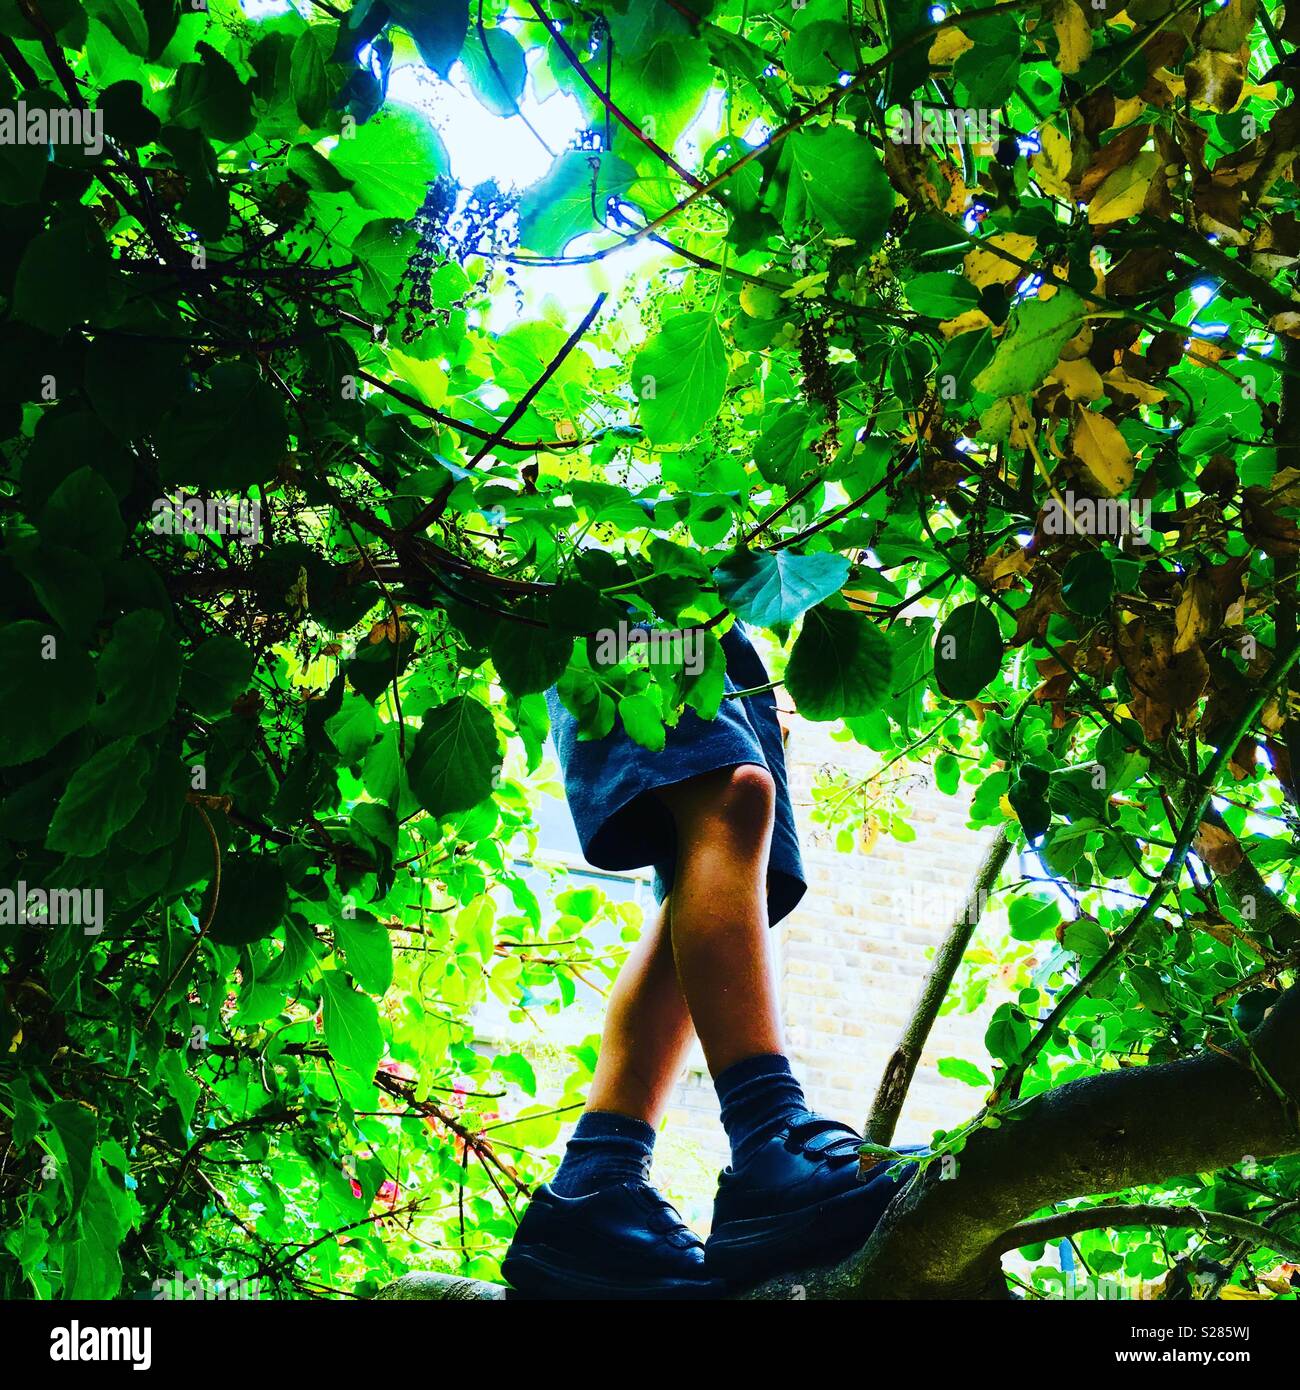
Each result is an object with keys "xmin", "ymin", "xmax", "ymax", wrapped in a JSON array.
[
  {"xmin": 654, "ymin": 764, "xmax": 785, "ymax": 1074},
  {"xmin": 586, "ymin": 898, "xmax": 695, "ymax": 1124}
]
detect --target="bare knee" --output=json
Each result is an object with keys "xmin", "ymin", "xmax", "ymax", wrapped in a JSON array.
[{"xmin": 660, "ymin": 763, "xmax": 776, "ymax": 845}]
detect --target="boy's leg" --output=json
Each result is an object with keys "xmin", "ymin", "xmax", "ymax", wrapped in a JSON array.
[
  {"xmin": 655, "ymin": 763, "xmax": 920, "ymax": 1285},
  {"xmin": 501, "ymin": 902, "xmax": 720, "ymax": 1298},
  {"xmin": 586, "ymin": 897, "xmax": 695, "ymax": 1123},
  {"xmin": 654, "ymin": 764, "xmax": 784, "ymax": 1073}
]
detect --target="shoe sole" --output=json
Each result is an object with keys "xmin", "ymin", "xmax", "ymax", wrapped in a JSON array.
[
  {"xmin": 705, "ymin": 1179, "xmax": 904, "ymax": 1288},
  {"xmin": 501, "ymin": 1245, "xmax": 726, "ymax": 1301}
]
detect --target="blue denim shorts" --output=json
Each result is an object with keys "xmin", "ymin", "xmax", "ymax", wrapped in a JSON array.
[{"xmin": 546, "ymin": 623, "xmax": 807, "ymax": 926}]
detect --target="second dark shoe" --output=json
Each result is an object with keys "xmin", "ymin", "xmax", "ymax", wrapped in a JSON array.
[
  {"xmin": 501, "ymin": 1181, "xmax": 725, "ymax": 1300},
  {"xmin": 705, "ymin": 1114, "xmax": 924, "ymax": 1287}
]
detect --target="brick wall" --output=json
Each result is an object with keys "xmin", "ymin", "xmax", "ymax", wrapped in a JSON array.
[{"xmin": 655, "ymin": 716, "xmax": 1002, "ymax": 1227}]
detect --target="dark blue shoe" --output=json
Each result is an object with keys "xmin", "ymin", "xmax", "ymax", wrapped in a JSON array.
[
  {"xmin": 501, "ymin": 1182, "xmax": 725, "ymax": 1300},
  {"xmin": 705, "ymin": 1115, "xmax": 924, "ymax": 1286}
]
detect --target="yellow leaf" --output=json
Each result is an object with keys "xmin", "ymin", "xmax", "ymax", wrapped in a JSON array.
[
  {"xmin": 1071, "ymin": 410, "xmax": 1133, "ymax": 495},
  {"xmin": 1201, "ymin": 0, "xmax": 1258, "ymax": 53},
  {"xmin": 1052, "ymin": 0, "xmax": 1093, "ymax": 75},
  {"xmin": 1031, "ymin": 123, "xmax": 1073, "ymax": 199},
  {"xmin": 739, "ymin": 283, "xmax": 783, "ymax": 319},
  {"xmin": 940, "ymin": 308, "xmax": 992, "ymax": 338},
  {"xmin": 1219, "ymin": 1284, "xmax": 1273, "ymax": 1301},
  {"xmin": 1269, "ymin": 466, "xmax": 1300, "ymax": 505},
  {"xmin": 1112, "ymin": 95, "xmax": 1144, "ymax": 127},
  {"xmin": 1185, "ymin": 49, "xmax": 1246, "ymax": 112},
  {"xmin": 929, "ymin": 28, "xmax": 973, "ymax": 63},
  {"xmin": 963, "ymin": 233, "xmax": 1037, "ymax": 289},
  {"xmin": 1050, "ymin": 356, "xmax": 1103, "ymax": 400},
  {"xmin": 1088, "ymin": 150, "xmax": 1160, "ymax": 224},
  {"xmin": 1102, "ymin": 368, "xmax": 1166, "ymax": 404},
  {"xmin": 1174, "ymin": 572, "xmax": 1216, "ymax": 654}
]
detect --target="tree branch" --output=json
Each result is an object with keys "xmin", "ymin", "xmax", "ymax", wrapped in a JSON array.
[
  {"xmin": 993, "ymin": 1202, "xmax": 1300, "ymax": 1263},
  {"xmin": 402, "ymin": 292, "xmax": 608, "ymax": 534},
  {"xmin": 863, "ymin": 825, "xmax": 1013, "ymax": 1148},
  {"xmin": 525, "ymin": 0, "xmax": 704, "ymax": 189}
]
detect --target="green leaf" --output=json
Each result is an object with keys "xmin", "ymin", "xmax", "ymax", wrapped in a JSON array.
[
  {"xmin": 320, "ymin": 972, "xmax": 384, "ymax": 1077},
  {"xmin": 1064, "ymin": 919, "xmax": 1110, "ymax": 958},
  {"xmin": 37, "ymin": 465, "xmax": 125, "ymax": 564},
  {"xmin": 208, "ymin": 856, "xmax": 289, "ymax": 947},
  {"xmin": 985, "ymin": 1003, "xmax": 1031, "ymax": 1064},
  {"xmin": 937, "ymin": 327, "xmax": 994, "ymax": 400},
  {"xmin": 972, "ymin": 288, "xmax": 1086, "ymax": 398},
  {"xmin": 461, "ymin": 26, "xmax": 526, "ymax": 117},
  {"xmin": 388, "ymin": 0, "xmax": 469, "ymax": 78},
  {"xmin": 754, "ymin": 407, "xmax": 816, "ymax": 486},
  {"xmin": 351, "ymin": 218, "xmax": 419, "ymax": 315},
  {"xmin": 953, "ymin": 24, "xmax": 1023, "ymax": 107},
  {"xmin": 786, "ymin": 605, "xmax": 893, "ymax": 720},
  {"xmin": 937, "ymin": 1056, "xmax": 991, "ymax": 1088},
  {"xmin": 181, "ymin": 635, "xmax": 256, "ymax": 717},
  {"xmin": 92, "ymin": 0, "xmax": 149, "ymax": 55},
  {"xmin": 491, "ymin": 1050, "xmax": 538, "ymax": 1096},
  {"xmin": 1060, "ymin": 551, "xmax": 1115, "ymax": 617},
  {"xmin": 491, "ymin": 626, "xmax": 572, "ymax": 697},
  {"xmin": 618, "ymin": 693, "xmax": 665, "ymax": 752},
  {"xmin": 15, "ymin": 544, "xmax": 104, "ymax": 642},
  {"xmin": 1008, "ymin": 764, "xmax": 1052, "ymax": 840},
  {"xmin": 1008, "ymin": 894, "xmax": 1061, "ymax": 941},
  {"xmin": 334, "ymin": 915, "xmax": 395, "ymax": 995},
  {"xmin": 633, "ymin": 311, "xmax": 728, "ymax": 445},
  {"xmin": 518, "ymin": 149, "xmax": 636, "ymax": 255},
  {"xmin": 332, "ymin": 105, "xmax": 449, "ymax": 219},
  {"xmin": 906, "ymin": 271, "xmax": 980, "ymax": 318},
  {"xmin": 93, "ymin": 610, "xmax": 182, "ymax": 737},
  {"xmin": 290, "ymin": 27, "xmax": 329, "ymax": 127},
  {"xmin": 934, "ymin": 602, "xmax": 1003, "ymax": 700},
  {"xmin": 714, "ymin": 550, "xmax": 850, "ymax": 628},
  {"xmin": 783, "ymin": 126, "xmax": 891, "ymax": 247},
  {"xmin": 934, "ymin": 751, "xmax": 960, "ymax": 795},
  {"xmin": 169, "ymin": 44, "xmax": 256, "ymax": 143},
  {"xmin": 47, "ymin": 1100, "xmax": 97, "ymax": 1213},
  {"xmin": 409, "ymin": 696, "xmax": 501, "ymax": 817},
  {"xmin": 155, "ymin": 362, "xmax": 287, "ymax": 489},
  {"xmin": 784, "ymin": 20, "xmax": 855, "ymax": 85},
  {"xmin": 98, "ymin": 78, "xmax": 161, "ymax": 147},
  {"xmin": 13, "ymin": 210, "xmax": 113, "ymax": 337},
  {"xmin": 85, "ymin": 334, "xmax": 186, "ymax": 441},
  {"xmin": 46, "ymin": 737, "xmax": 150, "ymax": 857},
  {"xmin": 883, "ymin": 0, "xmax": 933, "ymax": 104},
  {"xmin": 0, "ymin": 622, "xmax": 96, "ymax": 767},
  {"xmin": 326, "ymin": 694, "xmax": 382, "ymax": 765}
]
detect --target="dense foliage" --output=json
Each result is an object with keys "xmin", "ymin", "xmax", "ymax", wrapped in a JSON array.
[{"xmin": 2, "ymin": 0, "xmax": 1300, "ymax": 1301}]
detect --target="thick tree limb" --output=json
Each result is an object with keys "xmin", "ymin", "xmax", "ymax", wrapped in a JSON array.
[
  {"xmin": 863, "ymin": 825, "xmax": 1012, "ymax": 1149},
  {"xmin": 852, "ymin": 981, "xmax": 1300, "ymax": 1298},
  {"xmin": 376, "ymin": 1272, "xmax": 508, "ymax": 1300}
]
